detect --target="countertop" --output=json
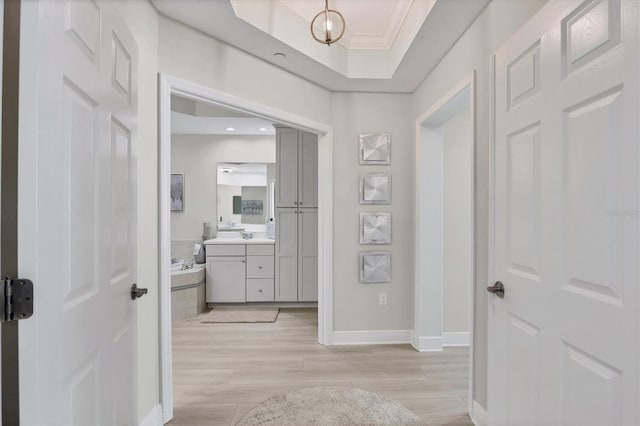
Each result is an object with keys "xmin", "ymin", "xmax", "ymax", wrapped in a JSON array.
[{"xmin": 204, "ymin": 237, "xmax": 275, "ymax": 245}]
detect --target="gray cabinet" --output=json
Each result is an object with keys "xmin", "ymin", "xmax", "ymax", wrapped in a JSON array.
[
  {"xmin": 275, "ymin": 209, "xmax": 299, "ymax": 301},
  {"xmin": 275, "ymin": 208, "xmax": 318, "ymax": 302},
  {"xmin": 298, "ymin": 208, "xmax": 318, "ymax": 302},
  {"xmin": 206, "ymin": 257, "xmax": 246, "ymax": 303},
  {"xmin": 206, "ymin": 243, "xmax": 275, "ymax": 303},
  {"xmin": 275, "ymin": 126, "xmax": 318, "ymax": 208}
]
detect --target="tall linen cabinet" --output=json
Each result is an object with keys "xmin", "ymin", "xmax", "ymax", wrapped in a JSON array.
[{"xmin": 274, "ymin": 126, "xmax": 318, "ymax": 302}]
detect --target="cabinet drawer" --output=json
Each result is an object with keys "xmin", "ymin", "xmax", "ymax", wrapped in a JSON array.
[
  {"xmin": 246, "ymin": 256, "xmax": 274, "ymax": 279},
  {"xmin": 206, "ymin": 244, "xmax": 245, "ymax": 256},
  {"xmin": 246, "ymin": 279, "xmax": 274, "ymax": 302},
  {"xmin": 246, "ymin": 244, "xmax": 275, "ymax": 256}
]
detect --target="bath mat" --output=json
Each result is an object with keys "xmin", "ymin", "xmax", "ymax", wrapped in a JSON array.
[
  {"xmin": 201, "ymin": 307, "xmax": 279, "ymax": 323},
  {"xmin": 235, "ymin": 385, "xmax": 424, "ymax": 425}
]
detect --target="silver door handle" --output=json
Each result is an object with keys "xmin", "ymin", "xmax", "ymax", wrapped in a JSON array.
[{"xmin": 487, "ymin": 281, "xmax": 505, "ymax": 299}]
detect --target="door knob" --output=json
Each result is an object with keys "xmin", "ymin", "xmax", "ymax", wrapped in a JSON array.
[
  {"xmin": 131, "ymin": 283, "xmax": 148, "ymax": 300},
  {"xmin": 487, "ymin": 281, "xmax": 505, "ymax": 299}
]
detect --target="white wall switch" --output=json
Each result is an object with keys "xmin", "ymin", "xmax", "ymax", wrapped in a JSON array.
[{"xmin": 379, "ymin": 292, "xmax": 387, "ymax": 306}]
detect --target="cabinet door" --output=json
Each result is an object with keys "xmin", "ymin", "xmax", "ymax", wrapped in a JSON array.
[
  {"xmin": 275, "ymin": 208, "xmax": 298, "ymax": 301},
  {"xmin": 206, "ymin": 257, "xmax": 246, "ymax": 303},
  {"xmin": 276, "ymin": 127, "xmax": 299, "ymax": 207},
  {"xmin": 298, "ymin": 208, "xmax": 318, "ymax": 302},
  {"xmin": 298, "ymin": 131, "xmax": 318, "ymax": 207}
]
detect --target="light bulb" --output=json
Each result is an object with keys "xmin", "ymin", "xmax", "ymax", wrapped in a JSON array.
[{"xmin": 323, "ymin": 19, "xmax": 333, "ymax": 31}]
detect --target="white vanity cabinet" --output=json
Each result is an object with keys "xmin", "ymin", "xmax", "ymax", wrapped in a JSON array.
[{"xmin": 205, "ymin": 242, "xmax": 275, "ymax": 303}]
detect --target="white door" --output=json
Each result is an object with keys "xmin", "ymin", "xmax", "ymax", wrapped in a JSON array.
[
  {"xmin": 18, "ymin": 1, "xmax": 139, "ymax": 424},
  {"xmin": 490, "ymin": 0, "xmax": 638, "ymax": 424}
]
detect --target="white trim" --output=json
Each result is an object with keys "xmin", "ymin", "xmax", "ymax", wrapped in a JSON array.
[
  {"xmin": 470, "ymin": 400, "xmax": 488, "ymax": 426},
  {"xmin": 411, "ymin": 334, "xmax": 443, "ymax": 352},
  {"xmin": 332, "ymin": 330, "xmax": 411, "ymax": 345},
  {"xmin": 443, "ymin": 332, "xmax": 470, "ymax": 347},
  {"xmin": 139, "ymin": 404, "xmax": 163, "ymax": 426},
  {"xmin": 157, "ymin": 73, "xmax": 334, "ymax": 424},
  {"xmin": 413, "ymin": 71, "xmax": 477, "ymax": 411}
]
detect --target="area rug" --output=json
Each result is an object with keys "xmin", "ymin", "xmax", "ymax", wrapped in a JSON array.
[
  {"xmin": 201, "ymin": 307, "xmax": 279, "ymax": 323},
  {"xmin": 235, "ymin": 386, "xmax": 424, "ymax": 425}
]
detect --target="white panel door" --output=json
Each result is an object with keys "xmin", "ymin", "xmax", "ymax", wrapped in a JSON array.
[
  {"xmin": 18, "ymin": 1, "xmax": 139, "ymax": 424},
  {"xmin": 490, "ymin": 1, "xmax": 638, "ymax": 424}
]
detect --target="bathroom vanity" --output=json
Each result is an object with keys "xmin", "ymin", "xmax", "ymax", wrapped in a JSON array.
[{"xmin": 205, "ymin": 235, "xmax": 275, "ymax": 303}]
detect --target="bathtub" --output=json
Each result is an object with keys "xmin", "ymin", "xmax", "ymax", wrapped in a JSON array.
[{"xmin": 171, "ymin": 263, "xmax": 206, "ymax": 322}]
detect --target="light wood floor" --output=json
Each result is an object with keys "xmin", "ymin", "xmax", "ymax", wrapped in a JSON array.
[{"xmin": 170, "ymin": 308, "xmax": 472, "ymax": 425}]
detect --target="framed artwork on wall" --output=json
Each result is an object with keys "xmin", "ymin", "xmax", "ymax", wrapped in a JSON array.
[
  {"xmin": 359, "ymin": 132, "xmax": 391, "ymax": 165},
  {"xmin": 360, "ymin": 251, "xmax": 391, "ymax": 283},
  {"xmin": 170, "ymin": 173, "xmax": 184, "ymax": 212},
  {"xmin": 360, "ymin": 172, "xmax": 391, "ymax": 204},
  {"xmin": 360, "ymin": 212, "xmax": 391, "ymax": 244}
]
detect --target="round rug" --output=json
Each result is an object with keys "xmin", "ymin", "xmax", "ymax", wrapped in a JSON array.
[{"xmin": 235, "ymin": 386, "xmax": 424, "ymax": 425}]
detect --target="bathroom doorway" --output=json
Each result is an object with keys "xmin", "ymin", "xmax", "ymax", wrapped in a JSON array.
[
  {"xmin": 414, "ymin": 72, "xmax": 476, "ymax": 413},
  {"xmin": 157, "ymin": 74, "xmax": 333, "ymax": 423}
]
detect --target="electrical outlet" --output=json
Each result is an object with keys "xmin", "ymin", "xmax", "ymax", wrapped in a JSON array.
[{"xmin": 379, "ymin": 292, "xmax": 387, "ymax": 306}]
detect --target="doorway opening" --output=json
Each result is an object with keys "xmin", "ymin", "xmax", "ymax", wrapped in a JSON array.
[
  {"xmin": 413, "ymin": 72, "xmax": 476, "ymax": 415},
  {"xmin": 158, "ymin": 74, "xmax": 334, "ymax": 423}
]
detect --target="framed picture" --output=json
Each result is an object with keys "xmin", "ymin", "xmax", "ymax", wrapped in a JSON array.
[
  {"xmin": 360, "ymin": 172, "xmax": 391, "ymax": 204},
  {"xmin": 359, "ymin": 132, "xmax": 391, "ymax": 165},
  {"xmin": 360, "ymin": 251, "xmax": 391, "ymax": 283},
  {"xmin": 360, "ymin": 212, "xmax": 391, "ymax": 244},
  {"xmin": 170, "ymin": 174, "xmax": 184, "ymax": 212},
  {"xmin": 241, "ymin": 200, "xmax": 264, "ymax": 215}
]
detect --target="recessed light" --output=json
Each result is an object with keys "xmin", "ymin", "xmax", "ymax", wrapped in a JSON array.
[
  {"xmin": 259, "ymin": 127, "xmax": 268, "ymax": 132},
  {"xmin": 273, "ymin": 52, "xmax": 286, "ymax": 60},
  {"xmin": 221, "ymin": 167, "xmax": 233, "ymax": 173},
  {"xmin": 225, "ymin": 127, "xmax": 236, "ymax": 132}
]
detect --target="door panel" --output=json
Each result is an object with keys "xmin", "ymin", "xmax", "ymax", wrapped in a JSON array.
[
  {"xmin": 276, "ymin": 127, "xmax": 298, "ymax": 208},
  {"xmin": 18, "ymin": 1, "xmax": 139, "ymax": 424},
  {"xmin": 298, "ymin": 209, "xmax": 318, "ymax": 302},
  {"xmin": 275, "ymin": 209, "xmax": 298, "ymax": 301},
  {"xmin": 298, "ymin": 132, "xmax": 318, "ymax": 208},
  {"xmin": 490, "ymin": 1, "xmax": 638, "ymax": 424}
]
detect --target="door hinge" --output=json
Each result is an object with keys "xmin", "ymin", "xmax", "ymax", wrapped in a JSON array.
[{"xmin": 2, "ymin": 278, "xmax": 34, "ymax": 322}]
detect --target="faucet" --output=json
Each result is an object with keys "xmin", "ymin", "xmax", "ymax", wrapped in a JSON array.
[
  {"xmin": 241, "ymin": 231, "xmax": 254, "ymax": 240},
  {"xmin": 181, "ymin": 260, "xmax": 194, "ymax": 270}
]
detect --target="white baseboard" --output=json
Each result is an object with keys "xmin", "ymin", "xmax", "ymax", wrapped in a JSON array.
[
  {"xmin": 332, "ymin": 329, "xmax": 410, "ymax": 345},
  {"xmin": 470, "ymin": 400, "xmax": 487, "ymax": 426},
  {"xmin": 411, "ymin": 334, "xmax": 443, "ymax": 352},
  {"xmin": 443, "ymin": 331, "xmax": 470, "ymax": 347},
  {"xmin": 140, "ymin": 404, "xmax": 163, "ymax": 426}
]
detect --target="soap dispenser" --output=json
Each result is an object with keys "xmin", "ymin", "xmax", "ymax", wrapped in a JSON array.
[{"xmin": 266, "ymin": 217, "xmax": 275, "ymax": 240}]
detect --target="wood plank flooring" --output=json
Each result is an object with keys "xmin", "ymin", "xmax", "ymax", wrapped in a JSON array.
[{"xmin": 170, "ymin": 308, "xmax": 472, "ymax": 425}]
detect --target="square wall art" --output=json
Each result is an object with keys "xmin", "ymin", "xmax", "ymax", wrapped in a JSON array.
[
  {"xmin": 360, "ymin": 172, "xmax": 391, "ymax": 204},
  {"xmin": 360, "ymin": 251, "xmax": 391, "ymax": 283},
  {"xmin": 360, "ymin": 212, "xmax": 391, "ymax": 244},
  {"xmin": 359, "ymin": 132, "xmax": 391, "ymax": 165}
]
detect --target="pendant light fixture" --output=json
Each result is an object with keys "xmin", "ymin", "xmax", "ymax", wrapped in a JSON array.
[{"xmin": 310, "ymin": 0, "xmax": 345, "ymax": 46}]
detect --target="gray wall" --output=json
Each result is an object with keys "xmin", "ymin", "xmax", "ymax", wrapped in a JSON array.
[
  {"xmin": 332, "ymin": 93, "xmax": 413, "ymax": 331},
  {"xmin": 411, "ymin": 0, "xmax": 548, "ymax": 409},
  {"xmin": 443, "ymin": 109, "xmax": 472, "ymax": 333}
]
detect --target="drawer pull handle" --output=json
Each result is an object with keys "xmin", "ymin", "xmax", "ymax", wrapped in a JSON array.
[
  {"xmin": 259, "ymin": 289, "xmax": 263, "ymax": 293},
  {"xmin": 258, "ymin": 266, "xmax": 263, "ymax": 269}
]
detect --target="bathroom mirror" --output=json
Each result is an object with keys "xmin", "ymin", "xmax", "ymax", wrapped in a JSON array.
[{"xmin": 217, "ymin": 162, "xmax": 275, "ymax": 230}]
